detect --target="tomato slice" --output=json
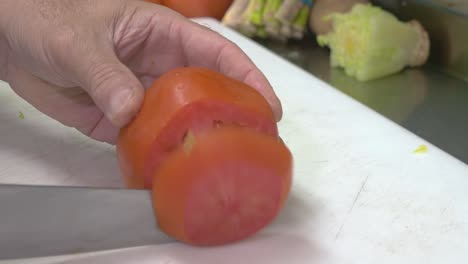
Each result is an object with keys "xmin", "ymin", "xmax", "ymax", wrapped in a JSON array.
[
  {"xmin": 116, "ymin": 67, "xmax": 278, "ymax": 189},
  {"xmin": 152, "ymin": 126, "xmax": 292, "ymax": 246}
]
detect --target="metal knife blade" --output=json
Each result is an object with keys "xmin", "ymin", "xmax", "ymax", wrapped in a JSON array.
[{"xmin": 0, "ymin": 184, "xmax": 174, "ymax": 260}]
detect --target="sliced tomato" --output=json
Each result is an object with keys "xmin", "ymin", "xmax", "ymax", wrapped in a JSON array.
[
  {"xmin": 116, "ymin": 67, "xmax": 278, "ymax": 189},
  {"xmin": 116, "ymin": 67, "xmax": 293, "ymax": 246},
  {"xmin": 152, "ymin": 126, "xmax": 292, "ymax": 246}
]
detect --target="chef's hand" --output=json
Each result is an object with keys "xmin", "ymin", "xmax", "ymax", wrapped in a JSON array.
[{"xmin": 0, "ymin": 0, "xmax": 282, "ymax": 144}]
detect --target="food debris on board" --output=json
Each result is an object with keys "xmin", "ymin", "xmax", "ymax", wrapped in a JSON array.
[
  {"xmin": 413, "ymin": 144, "xmax": 428, "ymax": 154},
  {"xmin": 18, "ymin": 111, "xmax": 25, "ymax": 120}
]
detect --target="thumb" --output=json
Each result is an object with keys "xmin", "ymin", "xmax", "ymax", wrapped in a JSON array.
[{"xmin": 73, "ymin": 50, "xmax": 144, "ymax": 128}]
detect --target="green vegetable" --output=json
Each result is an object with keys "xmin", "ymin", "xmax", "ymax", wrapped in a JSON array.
[
  {"xmin": 237, "ymin": 0, "xmax": 262, "ymax": 36},
  {"xmin": 291, "ymin": 5, "xmax": 310, "ymax": 39},
  {"xmin": 250, "ymin": 0, "xmax": 266, "ymax": 26},
  {"xmin": 309, "ymin": 0, "xmax": 369, "ymax": 35},
  {"xmin": 222, "ymin": 0, "xmax": 250, "ymax": 29},
  {"xmin": 222, "ymin": 0, "xmax": 310, "ymax": 41},
  {"xmin": 263, "ymin": 0, "xmax": 283, "ymax": 37},
  {"xmin": 317, "ymin": 4, "xmax": 430, "ymax": 81},
  {"xmin": 275, "ymin": 0, "xmax": 304, "ymax": 25},
  {"xmin": 18, "ymin": 111, "xmax": 25, "ymax": 120}
]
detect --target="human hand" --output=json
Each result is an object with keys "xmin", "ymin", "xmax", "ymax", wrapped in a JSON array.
[{"xmin": 0, "ymin": 0, "xmax": 282, "ymax": 144}]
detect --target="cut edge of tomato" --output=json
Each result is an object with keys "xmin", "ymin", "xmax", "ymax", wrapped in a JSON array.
[
  {"xmin": 143, "ymin": 100, "xmax": 278, "ymax": 188},
  {"xmin": 184, "ymin": 162, "xmax": 282, "ymax": 246},
  {"xmin": 152, "ymin": 127, "xmax": 292, "ymax": 246}
]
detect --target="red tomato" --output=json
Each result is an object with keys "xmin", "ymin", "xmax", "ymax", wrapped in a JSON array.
[
  {"xmin": 116, "ymin": 67, "xmax": 293, "ymax": 246},
  {"xmin": 116, "ymin": 67, "xmax": 278, "ymax": 189},
  {"xmin": 162, "ymin": 0, "xmax": 233, "ymax": 20},
  {"xmin": 152, "ymin": 126, "xmax": 292, "ymax": 246}
]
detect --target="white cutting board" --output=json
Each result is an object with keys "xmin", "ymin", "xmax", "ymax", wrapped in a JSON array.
[{"xmin": 1, "ymin": 18, "xmax": 468, "ymax": 264}]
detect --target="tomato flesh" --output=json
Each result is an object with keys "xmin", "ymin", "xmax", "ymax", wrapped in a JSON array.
[
  {"xmin": 185, "ymin": 162, "xmax": 281, "ymax": 245},
  {"xmin": 143, "ymin": 100, "xmax": 277, "ymax": 188},
  {"xmin": 152, "ymin": 127, "xmax": 292, "ymax": 246}
]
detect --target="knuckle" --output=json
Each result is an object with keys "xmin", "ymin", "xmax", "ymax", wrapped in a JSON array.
[
  {"xmin": 47, "ymin": 27, "xmax": 76, "ymax": 53},
  {"xmin": 43, "ymin": 27, "xmax": 79, "ymax": 72},
  {"xmin": 216, "ymin": 41, "xmax": 240, "ymax": 70}
]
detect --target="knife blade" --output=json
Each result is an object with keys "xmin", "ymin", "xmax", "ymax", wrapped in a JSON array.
[{"xmin": 0, "ymin": 184, "xmax": 174, "ymax": 260}]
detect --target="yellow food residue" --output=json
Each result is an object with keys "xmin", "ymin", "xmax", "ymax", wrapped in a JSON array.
[
  {"xmin": 183, "ymin": 130, "xmax": 196, "ymax": 154},
  {"xmin": 413, "ymin": 144, "xmax": 428, "ymax": 154}
]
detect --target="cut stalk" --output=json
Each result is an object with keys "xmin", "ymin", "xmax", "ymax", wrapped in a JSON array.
[
  {"xmin": 275, "ymin": 0, "xmax": 304, "ymax": 25},
  {"xmin": 222, "ymin": 0, "xmax": 251, "ymax": 29},
  {"xmin": 291, "ymin": 4, "xmax": 310, "ymax": 39},
  {"xmin": 263, "ymin": 0, "xmax": 283, "ymax": 36},
  {"xmin": 250, "ymin": 0, "xmax": 266, "ymax": 26},
  {"xmin": 238, "ymin": 0, "xmax": 263, "ymax": 37}
]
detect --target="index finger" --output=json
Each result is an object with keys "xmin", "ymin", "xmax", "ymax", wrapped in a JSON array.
[{"xmin": 178, "ymin": 20, "xmax": 283, "ymax": 121}]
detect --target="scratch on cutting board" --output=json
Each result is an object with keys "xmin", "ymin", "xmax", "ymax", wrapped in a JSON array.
[
  {"xmin": 440, "ymin": 206, "xmax": 448, "ymax": 216},
  {"xmin": 335, "ymin": 174, "xmax": 370, "ymax": 240}
]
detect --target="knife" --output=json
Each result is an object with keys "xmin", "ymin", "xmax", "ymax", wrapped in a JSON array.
[{"xmin": 0, "ymin": 184, "xmax": 174, "ymax": 260}]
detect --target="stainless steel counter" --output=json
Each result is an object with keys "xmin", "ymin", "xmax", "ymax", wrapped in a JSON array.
[{"xmin": 255, "ymin": 37, "xmax": 468, "ymax": 164}]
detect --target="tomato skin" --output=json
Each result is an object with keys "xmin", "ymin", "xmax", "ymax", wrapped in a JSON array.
[
  {"xmin": 144, "ymin": 0, "xmax": 232, "ymax": 20},
  {"xmin": 152, "ymin": 127, "xmax": 293, "ymax": 246},
  {"xmin": 116, "ymin": 67, "xmax": 277, "ymax": 189},
  {"xmin": 162, "ymin": 0, "xmax": 233, "ymax": 20}
]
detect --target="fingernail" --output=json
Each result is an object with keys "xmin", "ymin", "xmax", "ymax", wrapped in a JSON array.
[{"xmin": 109, "ymin": 88, "xmax": 133, "ymax": 125}]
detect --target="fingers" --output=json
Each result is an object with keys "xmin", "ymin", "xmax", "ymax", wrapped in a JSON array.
[
  {"xmin": 112, "ymin": 2, "xmax": 282, "ymax": 120},
  {"xmin": 179, "ymin": 20, "xmax": 283, "ymax": 121},
  {"xmin": 214, "ymin": 41, "xmax": 283, "ymax": 121},
  {"xmin": 72, "ymin": 48, "xmax": 145, "ymax": 128},
  {"xmin": 6, "ymin": 64, "xmax": 118, "ymax": 144}
]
